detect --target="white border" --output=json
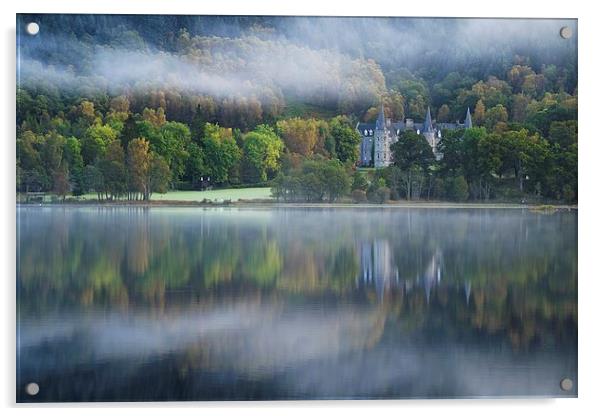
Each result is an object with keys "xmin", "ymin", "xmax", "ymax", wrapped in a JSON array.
[{"xmin": 2, "ymin": 1, "xmax": 601, "ymax": 415}]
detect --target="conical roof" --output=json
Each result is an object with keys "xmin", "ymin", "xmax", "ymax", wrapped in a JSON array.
[
  {"xmin": 424, "ymin": 106, "xmax": 433, "ymax": 132},
  {"xmin": 465, "ymin": 107, "xmax": 473, "ymax": 128},
  {"xmin": 375, "ymin": 103, "xmax": 386, "ymax": 130}
]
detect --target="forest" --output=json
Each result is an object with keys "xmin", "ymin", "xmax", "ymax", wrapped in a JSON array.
[{"xmin": 16, "ymin": 15, "xmax": 578, "ymax": 203}]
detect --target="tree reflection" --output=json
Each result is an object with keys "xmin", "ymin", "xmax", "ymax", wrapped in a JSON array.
[{"xmin": 17, "ymin": 207, "xmax": 576, "ymax": 351}]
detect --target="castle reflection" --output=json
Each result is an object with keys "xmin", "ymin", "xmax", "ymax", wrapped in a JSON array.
[{"xmin": 358, "ymin": 240, "xmax": 473, "ymax": 304}]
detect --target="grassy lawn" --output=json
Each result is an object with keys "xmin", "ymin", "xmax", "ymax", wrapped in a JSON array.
[{"xmin": 75, "ymin": 187, "xmax": 273, "ymax": 202}]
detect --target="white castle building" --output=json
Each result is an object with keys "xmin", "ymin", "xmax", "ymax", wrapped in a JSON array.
[{"xmin": 356, "ymin": 105, "xmax": 473, "ymax": 168}]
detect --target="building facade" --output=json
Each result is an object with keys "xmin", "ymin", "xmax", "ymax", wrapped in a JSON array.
[{"xmin": 357, "ymin": 106, "xmax": 473, "ymax": 168}]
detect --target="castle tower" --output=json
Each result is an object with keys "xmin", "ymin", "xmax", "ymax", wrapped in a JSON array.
[
  {"xmin": 421, "ymin": 106, "xmax": 442, "ymax": 160},
  {"xmin": 465, "ymin": 107, "xmax": 473, "ymax": 129},
  {"xmin": 374, "ymin": 104, "xmax": 393, "ymax": 168},
  {"xmin": 375, "ymin": 103, "xmax": 386, "ymax": 131},
  {"xmin": 424, "ymin": 106, "xmax": 434, "ymax": 133},
  {"xmin": 421, "ymin": 106, "xmax": 436, "ymax": 150}
]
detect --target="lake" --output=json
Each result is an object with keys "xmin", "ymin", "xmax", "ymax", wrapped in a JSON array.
[{"xmin": 16, "ymin": 206, "xmax": 577, "ymax": 401}]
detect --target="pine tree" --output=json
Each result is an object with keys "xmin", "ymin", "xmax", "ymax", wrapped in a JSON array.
[{"xmin": 191, "ymin": 104, "xmax": 205, "ymax": 143}]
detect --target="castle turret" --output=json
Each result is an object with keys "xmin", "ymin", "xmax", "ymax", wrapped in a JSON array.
[
  {"xmin": 375, "ymin": 103, "xmax": 386, "ymax": 131},
  {"xmin": 421, "ymin": 106, "xmax": 441, "ymax": 160},
  {"xmin": 374, "ymin": 103, "xmax": 393, "ymax": 168},
  {"xmin": 424, "ymin": 106, "xmax": 434, "ymax": 133},
  {"xmin": 465, "ymin": 107, "xmax": 473, "ymax": 129}
]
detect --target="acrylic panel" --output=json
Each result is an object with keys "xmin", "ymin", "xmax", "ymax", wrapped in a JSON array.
[{"xmin": 16, "ymin": 14, "xmax": 578, "ymax": 402}]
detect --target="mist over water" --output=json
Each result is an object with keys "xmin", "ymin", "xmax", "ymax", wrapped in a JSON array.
[{"xmin": 17, "ymin": 207, "xmax": 577, "ymax": 401}]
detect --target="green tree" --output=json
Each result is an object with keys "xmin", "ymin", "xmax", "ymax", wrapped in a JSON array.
[
  {"xmin": 485, "ymin": 104, "xmax": 509, "ymax": 130},
  {"xmin": 242, "ymin": 125, "xmax": 284, "ymax": 182},
  {"xmin": 17, "ymin": 131, "xmax": 49, "ymax": 191},
  {"xmin": 82, "ymin": 123, "xmax": 118, "ymax": 164},
  {"xmin": 200, "ymin": 123, "xmax": 241, "ymax": 185},
  {"xmin": 63, "ymin": 137, "xmax": 84, "ymax": 195},
  {"xmin": 99, "ymin": 140, "xmax": 127, "ymax": 199},
  {"xmin": 272, "ymin": 158, "xmax": 350, "ymax": 202},
  {"xmin": 120, "ymin": 114, "xmax": 140, "ymax": 149},
  {"xmin": 190, "ymin": 104, "xmax": 206, "ymax": 142},
  {"xmin": 329, "ymin": 116, "xmax": 361, "ymax": 163},
  {"xmin": 82, "ymin": 165, "xmax": 104, "ymax": 200},
  {"xmin": 158, "ymin": 121, "xmax": 191, "ymax": 182},
  {"xmin": 445, "ymin": 176, "xmax": 469, "ymax": 201},
  {"xmin": 320, "ymin": 159, "xmax": 351, "ymax": 202},
  {"xmin": 391, "ymin": 131, "xmax": 435, "ymax": 200},
  {"xmin": 40, "ymin": 132, "xmax": 65, "ymax": 177},
  {"xmin": 149, "ymin": 153, "xmax": 171, "ymax": 195},
  {"xmin": 184, "ymin": 142, "xmax": 206, "ymax": 188},
  {"xmin": 549, "ymin": 120, "xmax": 577, "ymax": 147}
]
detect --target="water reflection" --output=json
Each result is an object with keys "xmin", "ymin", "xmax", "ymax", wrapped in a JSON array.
[
  {"xmin": 17, "ymin": 207, "xmax": 577, "ymax": 401},
  {"xmin": 358, "ymin": 240, "xmax": 446, "ymax": 303}
]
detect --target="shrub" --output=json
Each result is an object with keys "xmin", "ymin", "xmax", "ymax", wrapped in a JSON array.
[
  {"xmin": 375, "ymin": 186, "xmax": 391, "ymax": 204},
  {"xmin": 351, "ymin": 189, "xmax": 367, "ymax": 203},
  {"xmin": 351, "ymin": 171, "xmax": 369, "ymax": 191}
]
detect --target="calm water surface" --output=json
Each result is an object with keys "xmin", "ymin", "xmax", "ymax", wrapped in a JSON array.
[{"xmin": 16, "ymin": 206, "xmax": 577, "ymax": 401}]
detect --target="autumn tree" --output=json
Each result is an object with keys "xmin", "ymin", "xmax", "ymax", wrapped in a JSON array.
[
  {"xmin": 127, "ymin": 138, "xmax": 151, "ymax": 200},
  {"xmin": 52, "ymin": 164, "xmax": 70, "ymax": 201},
  {"xmin": 364, "ymin": 91, "xmax": 405, "ymax": 121},
  {"xmin": 473, "ymin": 99, "xmax": 486, "ymax": 126},
  {"xmin": 276, "ymin": 118, "xmax": 319, "ymax": 156},
  {"xmin": 142, "ymin": 107, "xmax": 167, "ymax": 128},
  {"xmin": 109, "ymin": 95, "xmax": 130, "ymax": 113}
]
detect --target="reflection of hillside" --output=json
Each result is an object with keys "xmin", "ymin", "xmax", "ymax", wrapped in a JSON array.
[{"xmin": 17, "ymin": 207, "xmax": 577, "ymax": 351}]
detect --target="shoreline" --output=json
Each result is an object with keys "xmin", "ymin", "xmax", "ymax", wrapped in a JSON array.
[{"xmin": 16, "ymin": 201, "xmax": 578, "ymax": 210}]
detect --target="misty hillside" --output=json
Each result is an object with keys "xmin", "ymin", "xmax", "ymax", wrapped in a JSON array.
[{"xmin": 17, "ymin": 14, "xmax": 577, "ymax": 126}]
